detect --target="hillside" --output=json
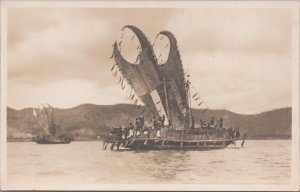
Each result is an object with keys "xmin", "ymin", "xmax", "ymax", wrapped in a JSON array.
[{"xmin": 7, "ymin": 104, "xmax": 292, "ymax": 141}]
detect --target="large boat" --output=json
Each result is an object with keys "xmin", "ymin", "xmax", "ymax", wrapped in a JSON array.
[
  {"xmin": 104, "ymin": 25, "xmax": 245, "ymax": 151},
  {"xmin": 33, "ymin": 104, "xmax": 72, "ymax": 144}
]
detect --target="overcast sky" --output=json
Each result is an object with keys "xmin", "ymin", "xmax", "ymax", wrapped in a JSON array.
[{"xmin": 7, "ymin": 6, "xmax": 296, "ymax": 114}]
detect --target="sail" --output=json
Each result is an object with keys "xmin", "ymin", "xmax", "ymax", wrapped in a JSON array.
[
  {"xmin": 47, "ymin": 104, "xmax": 56, "ymax": 137},
  {"xmin": 157, "ymin": 31, "xmax": 189, "ymax": 129},
  {"xmin": 42, "ymin": 104, "xmax": 56, "ymax": 137},
  {"xmin": 33, "ymin": 109, "xmax": 37, "ymax": 117},
  {"xmin": 34, "ymin": 107, "xmax": 49, "ymax": 135},
  {"xmin": 112, "ymin": 26, "xmax": 189, "ymax": 128},
  {"xmin": 113, "ymin": 25, "xmax": 169, "ymax": 123}
]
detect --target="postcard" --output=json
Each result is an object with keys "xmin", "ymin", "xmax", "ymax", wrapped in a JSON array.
[{"xmin": 1, "ymin": 0, "xmax": 299, "ymax": 191}]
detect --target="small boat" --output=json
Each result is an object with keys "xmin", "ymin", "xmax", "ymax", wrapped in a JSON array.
[
  {"xmin": 105, "ymin": 25, "xmax": 246, "ymax": 151},
  {"xmin": 34, "ymin": 134, "xmax": 72, "ymax": 144},
  {"xmin": 35, "ymin": 139, "xmax": 71, "ymax": 145},
  {"xmin": 33, "ymin": 104, "xmax": 73, "ymax": 144}
]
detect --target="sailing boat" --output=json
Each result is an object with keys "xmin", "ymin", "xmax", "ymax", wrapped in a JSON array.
[
  {"xmin": 104, "ymin": 25, "xmax": 246, "ymax": 150},
  {"xmin": 33, "ymin": 104, "xmax": 72, "ymax": 144}
]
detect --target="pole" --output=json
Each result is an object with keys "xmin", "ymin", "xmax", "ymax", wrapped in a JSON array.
[
  {"xmin": 163, "ymin": 77, "xmax": 171, "ymax": 126},
  {"xmin": 186, "ymin": 75, "xmax": 192, "ymax": 131}
]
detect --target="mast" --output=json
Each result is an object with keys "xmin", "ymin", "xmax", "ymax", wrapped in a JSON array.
[
  {"xmin": 163, "ymin": 76, "xmax": 171, "ymax": 127},
  {"xmin": 186, "ymin": 74, "xmax": 192, "ymax": 130}
]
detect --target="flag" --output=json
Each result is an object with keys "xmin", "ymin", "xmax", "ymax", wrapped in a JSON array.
[
  {"xmin": 121, "ymin": 77, "xmax": 124, "ymax": 86},
  {"xmin": 131, "ymin": 94, "xmax": 135, "ymax": 100},
  {"xmin": 140, "ymin": 108, "xmax": 146, "ymax": 115},
  {"xmin": 121, "ymin": 83, "xmax": 126, "ymax": 90},
  {"xmin": 198, "ymin": 101, "xmax": 203, "ymax": 106},
  {"xmin": 113, "ymin": 70, "xmax": 117, "ymax": 77},
  {"xmin": 110, "ymin": 64, "xmax": 115, "ymax": 71}
]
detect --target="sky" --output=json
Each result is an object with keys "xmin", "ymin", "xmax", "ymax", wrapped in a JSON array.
[{"xmin": 6, "ymin": 6, "xmax": 296, "ymax": 114}]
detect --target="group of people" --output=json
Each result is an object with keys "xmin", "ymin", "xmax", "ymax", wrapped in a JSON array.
[
  {"xmin": 200, "ymin": 116, "xmax": 241, "ymax": 139},
  {"xmin": 112, "ymin": 115, "xmax": 241, "ymax": 140},
  {"xmin": 112, "ymin": 115, "xmax": 165, "ymax": 140},
  {"xmin": 200, "ymin": 116, "xmax": 223, "ymax": 129}
]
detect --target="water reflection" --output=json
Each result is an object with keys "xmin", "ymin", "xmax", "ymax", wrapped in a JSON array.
[
  {"xmin": 7, "ymin": 140, "xmax": 291, "ymax": 185},
  {"xmin": 140, "ymin": 151, "xmax": 192, "ymax": 182}
]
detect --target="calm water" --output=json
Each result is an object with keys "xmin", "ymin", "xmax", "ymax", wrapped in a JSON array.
[{"xmin": 7, "ymin": 140, "xmax": 291, "ymax": 185}]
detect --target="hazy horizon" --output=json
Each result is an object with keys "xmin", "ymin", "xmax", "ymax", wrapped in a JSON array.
[{"xmin": 6, "ymin": 102, "xmax": 292, "ymax": 116}]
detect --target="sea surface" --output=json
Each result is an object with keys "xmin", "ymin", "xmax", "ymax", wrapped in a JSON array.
[{"xmin": 7, "ymin": 140, "xmax": 291, "ymax": 185}]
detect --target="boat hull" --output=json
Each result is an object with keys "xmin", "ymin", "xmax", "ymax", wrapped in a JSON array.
[
  {"xmin": 35, "ymin": 140, "xmax": 71, "ymax": 144},
  {"xmin": 104, "ymin": 138, "xmax": 241, "ymax": 151}
]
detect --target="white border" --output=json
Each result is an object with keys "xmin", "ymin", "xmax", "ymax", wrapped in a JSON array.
[{"xmin": 1, "ymin": 1, "xmax": 299, "ymax": 191}]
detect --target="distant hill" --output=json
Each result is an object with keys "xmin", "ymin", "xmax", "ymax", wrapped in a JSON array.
[{"xmin": 7, "ymin": 104, "xmax": 291, "ymax": 141}]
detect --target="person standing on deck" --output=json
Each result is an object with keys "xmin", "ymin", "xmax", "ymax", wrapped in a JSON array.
[
  {"xmin": 219, "ymin": 117, "xmax": 223, "ymax": 129},
  {"xmin": 139, "ymin": 116, "xmax": 145, "ymax": 136},
  {"xmin": 236, "ymin": 127, "xmax": 240, "ymax": 138},
  {"xmin": 200, "ymin": 120, "xmax": 206, "ymax": 129},
  {"xmin": 153, "ymin": 116, "xmax": 158, "ymax": 129},
  {"xmin": 128, "ymin": 123, "xmax": 134, "ymax": 138},
  {"xmin": 155, "ymin": 115, "xmax": 162, "ymax": 138},
  {"xmin": 139, "ymin": 116, "xmax": 144, "ymax": 128},
  {"xmin": 233, "ymin": 127, "xmax": 238, "ymax": 138},
  {"xmin": 144, "ymin": 127, "xmax": 149, "ymax": 138},
  {"xmin": 210, "ymin": 116, "xmax": 215, "ymax": 129},
  {"xmin": 156, "ymin": 125, "xmax": 161, "ymax": 138},
  {"xmin": 162, "ymin": 114, "xmax": 165, "ymax": 126},
  {"xmin": 191, "ymin": 116, "xmax": 195, "ymax": 129},
  {"xmin": 117, "ymin": 127, "xmax": 122, "ymax": 140},
  {"xmin": 135, "ymin": 118, "xmax": 141, "ymax": 136},
  {"xmin": 151, "ymin": 116, "xmax": 156, "ymax": 137},
  {"xmin": 157, "ymin": 115, "xmax": 163, "ymax": 127}
]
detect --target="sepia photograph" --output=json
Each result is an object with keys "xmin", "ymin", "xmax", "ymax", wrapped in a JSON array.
[{"xmin": 0, "ymin": 0, "xmax": 299, "ymax": 191}]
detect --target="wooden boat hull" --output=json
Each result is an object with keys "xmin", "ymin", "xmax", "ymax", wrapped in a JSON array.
[
  {"xmin": 35, "ymin": 140, "xmax": 71, "ymax": 144},
  {"xmin": 104, "ymin": 138, "xmax": 242, "ymax": 151}
]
